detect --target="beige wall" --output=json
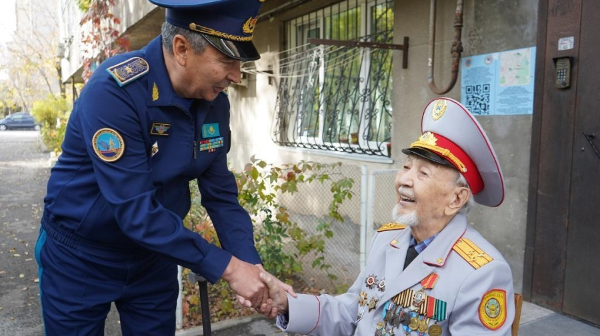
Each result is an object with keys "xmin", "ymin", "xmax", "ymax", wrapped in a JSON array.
[{"xmin": 229, "ymin": 0, "xmax": 538, "ymax": 293}]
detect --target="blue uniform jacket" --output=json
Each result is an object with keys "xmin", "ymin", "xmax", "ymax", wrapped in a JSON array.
[{"xmin": 42, "ymin": 36, "xmax": 261, "ymax": 283}]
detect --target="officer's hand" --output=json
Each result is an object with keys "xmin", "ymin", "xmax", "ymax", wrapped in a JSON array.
[
  {"xmin": 221, "ymin": 257, "xmax": 268, "ymax": 309},
  {"xmin": 236, "ymin": 265, "xmax": 296, "ymax": 317}
]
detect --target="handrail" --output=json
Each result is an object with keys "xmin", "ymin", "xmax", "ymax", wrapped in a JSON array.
[{"xmin": 428, "ymin": 0, "xmax": 464, "ymax": 94}]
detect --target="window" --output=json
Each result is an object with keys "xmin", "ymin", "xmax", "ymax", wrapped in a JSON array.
[{"xmin": 272, "ymin": 0, "xmax": 394, "ymax": 157}]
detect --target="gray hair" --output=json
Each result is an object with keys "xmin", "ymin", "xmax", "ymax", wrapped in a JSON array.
[
  {"xmin": 455, "ymin": 172, "xmax": 476, "ymax": 215},
  {"xmin": 161, "ymin": 22, "xmax": 209, "ymax": 54}
]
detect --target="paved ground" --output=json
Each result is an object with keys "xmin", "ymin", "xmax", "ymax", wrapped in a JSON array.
[{"xmin": 0, "ymin": 131, "xmax": 121, "ymax": 336}]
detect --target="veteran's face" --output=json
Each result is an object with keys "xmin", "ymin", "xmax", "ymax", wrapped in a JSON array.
[
  {"xmin": 181, "ymin": 43, "xmax": 241, "ymax": 101},
  {"xmin": 393, "ymin": 155, "xmax": 459, "ymax": 228}
]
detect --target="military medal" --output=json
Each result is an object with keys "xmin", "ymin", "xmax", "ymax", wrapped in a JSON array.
[
  {"xmin": 377, "ymin": 278, "xmax": 386, "ymax": 292},
  {"xmin": 366, "ymin": 275, "xmax": 378, "ymax": 289},
  {"xmin": 428, "ymin": 322, "xmax": 443, "ymax": 336},
  {"xmin": 356, "ymin": 308, "xmax": 364, "ymax": 323},
  {"xmin": 359, "ymin": 291, "xmax": 368, "ymax": 306},
  {"xmin": 369, "ymin": 297, "xmax": 379, "ymax": 312},
  {"xmin": 418, "ymin": 317, "xmax": 429, "ymax": 333}
]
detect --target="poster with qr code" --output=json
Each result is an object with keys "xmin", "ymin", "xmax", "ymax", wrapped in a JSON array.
[{"xmin": 461, "ymin": 47, "xmax": 536, "ymax": 115}]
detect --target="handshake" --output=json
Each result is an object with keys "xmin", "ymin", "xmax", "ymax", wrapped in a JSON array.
[{"xmin": 222, "ymin": 256, "xmax": 296, "ymax": 319}]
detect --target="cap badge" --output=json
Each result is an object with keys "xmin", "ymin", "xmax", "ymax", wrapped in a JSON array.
[
  {"xmin": 93, "ymin": 128, "xmax": 125, "ymax": 162},
  {"xmin": 411, "ymin": 132, "xmax": 468, "ymax": 173},
  {"xmin": 243, "ymin": 16, "xmax": 258, "ymax": 35},
  {"xmin": 431, "ymin": 99, "xmax": 448, "ymax": 121}
]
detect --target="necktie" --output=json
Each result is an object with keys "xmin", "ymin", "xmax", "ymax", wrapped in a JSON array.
[{"xmin": 403, "ymin": 245, "xmax": 419, "ymax": 270}]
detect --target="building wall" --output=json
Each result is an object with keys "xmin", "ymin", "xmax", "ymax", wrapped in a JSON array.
[{"xmin": 229, "ymin": 0, "xmax": 538, "ymax": 293}]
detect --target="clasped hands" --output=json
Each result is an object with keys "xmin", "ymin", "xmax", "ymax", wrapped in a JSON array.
[{"xmin": 222, "ymin": 257, "xmax": 294, "ymax": 319}]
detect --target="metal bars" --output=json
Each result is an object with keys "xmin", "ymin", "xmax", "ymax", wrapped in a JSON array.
[{"xmin": 271, "ymin": 0, "xmax": 394, "ymax": 157}]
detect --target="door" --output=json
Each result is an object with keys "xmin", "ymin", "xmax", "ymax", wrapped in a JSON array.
[
  {"xmin": 526, "ymin": 0, "xmax": 600, "ymax": 326},
  {"xmin": 562, "ymin": 0, "xmax": 600, "ymax": 325}
]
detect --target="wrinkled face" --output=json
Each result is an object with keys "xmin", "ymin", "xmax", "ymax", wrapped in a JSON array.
[
  {"xmin": 180, "ymin": 43, "xmax": 241, "ymax": 101},
  {"xmin": 392, "ymin": 155, "xmax": 460, "ymax": 228}
]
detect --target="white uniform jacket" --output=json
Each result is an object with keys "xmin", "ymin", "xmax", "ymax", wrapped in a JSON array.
[{"xmin": 277, "ymin": 213, "xmax": 515, "ymax": 335}]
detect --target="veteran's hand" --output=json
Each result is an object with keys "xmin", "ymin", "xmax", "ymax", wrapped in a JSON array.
[{"xmin": 259, "ymin": 271, "xmax": 291, "ymax": 319}]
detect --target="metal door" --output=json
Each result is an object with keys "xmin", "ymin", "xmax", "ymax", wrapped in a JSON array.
[{"xmin": 562, "ymin": 0, "xmax": 600, "ymax": 325}]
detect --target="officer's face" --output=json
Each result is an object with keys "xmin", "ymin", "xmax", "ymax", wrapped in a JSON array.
[
  {"xmin": 181, "ymin": 43, "xmax": 241, "ymax": 101},
  {"xmin": 393, "ymin": 155, "xmax": 461, "ymax": 229}
]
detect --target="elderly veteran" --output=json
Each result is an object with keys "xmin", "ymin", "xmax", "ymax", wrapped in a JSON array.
[
  {"xmin": 261, "ymin": 97, "xmax": 515, "ymax": 336},
  {"xmin": 35, "ymin": 0, "xmax": 293, "ymax": 335}
]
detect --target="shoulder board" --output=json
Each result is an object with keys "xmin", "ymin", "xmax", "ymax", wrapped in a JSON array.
[
  {"xmin": 377, "ymin": 222, "xmax": 407, "ymax": 232},
  {"xmin": 106, "ymin": 57, "xmax": 149, "ymax": 87},
  {"xmin": 452, "ymin": 238, "xmax": 494, "ymax": 269}
]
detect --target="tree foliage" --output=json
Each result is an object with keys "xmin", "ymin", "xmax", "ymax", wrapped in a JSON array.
[
  {"xmin": 79, "ymin": 0, "xmax": 130, "ymax": 82},
  {"xmin": 0, "ymin": 0, "xmax": 61, "ymax": 112},
  {"xmin": 30, "ymin": 95, "xmax": 71, "ymax": 152}
]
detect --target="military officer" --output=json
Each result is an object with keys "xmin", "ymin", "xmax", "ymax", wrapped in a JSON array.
[
  {"xmin": 262, "ymin": 97, "xmax": 516, "ymax": 335},
  {"xmin": 34, "ymin": 0, "xmax": 293, "ymax": 335}
]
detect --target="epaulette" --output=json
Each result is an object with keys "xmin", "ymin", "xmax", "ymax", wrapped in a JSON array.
[
  {"xmin": 106, "ymin": 57, "xmax": 149, "ymax": 87},
  {"xmin": 452, "ymin": 238, "xmax": 493, "ymax": 269},
  {"xmin": 377, "ymin": 222, "xmax": 407, "ymax": 232}
]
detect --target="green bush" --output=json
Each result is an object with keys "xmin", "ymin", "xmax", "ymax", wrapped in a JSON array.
[
  {"xmin": 180, "ymin": 157, "xmax": 354, "ymax": 326},
  {"xmin": 30, "ymin": 95, "xmax": 71, "ymax": 152}
]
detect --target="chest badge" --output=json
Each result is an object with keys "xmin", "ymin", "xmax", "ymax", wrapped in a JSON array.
[
  {"xmin": 151, "ymin": 141, "xmax": 159, "ymax": 157},
  {"xmin": 151, "ymin": 122, "xmax": 171, "ymax": 136},
  {"xmin": 202, "ymin": 123, "xmax": 220, "ymax": 138},
  {"xmin": 93, "ymin": 128, "xmax": 125, "ymax": 162}
]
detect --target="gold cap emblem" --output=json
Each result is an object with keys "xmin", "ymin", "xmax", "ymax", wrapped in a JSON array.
[{"xmin": 432, "ymin": 99, "xmax": 448, "ymax": 121}]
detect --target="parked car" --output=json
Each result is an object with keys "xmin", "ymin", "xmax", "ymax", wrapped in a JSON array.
[{"xmin": 0, "ymin": 112, "xmax": 41, "ymax": 131}]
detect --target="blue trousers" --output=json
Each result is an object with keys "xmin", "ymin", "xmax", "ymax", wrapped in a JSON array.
[{"xmin": 35, "ymin": 228, "xmax": 179, "ymax": 335}]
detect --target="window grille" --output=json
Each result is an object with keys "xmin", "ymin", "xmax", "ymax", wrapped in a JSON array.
[{"xmin": 271, "ymin": 0, "xmax": 394, "ymax": 157}]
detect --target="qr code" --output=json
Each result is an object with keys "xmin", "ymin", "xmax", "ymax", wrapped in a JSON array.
[{"xmin": 465, "ymin": 84, "xmax": 491, "ymax": 115}]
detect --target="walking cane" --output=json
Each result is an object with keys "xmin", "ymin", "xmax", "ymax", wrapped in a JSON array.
[{"xmin": 188, "ymin": 273, "xmax": 211, "ymax": 336}]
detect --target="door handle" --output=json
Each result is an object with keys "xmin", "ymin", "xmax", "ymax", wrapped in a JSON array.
[{"xmin": 583, "ymin": 132, "xmax": 600, "ymax": 159}]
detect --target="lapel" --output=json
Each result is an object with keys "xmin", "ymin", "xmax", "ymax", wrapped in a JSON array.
[{"xmin": 379, "ymin": 214, "xmax": 468, "ymax": 305}]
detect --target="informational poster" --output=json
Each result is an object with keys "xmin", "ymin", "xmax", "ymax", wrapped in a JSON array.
[{"xmin": 460, "ymin": 47, "xmax": 536, "ymax": 115}]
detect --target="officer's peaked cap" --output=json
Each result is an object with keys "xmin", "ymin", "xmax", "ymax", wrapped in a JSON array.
[
  {"xmin": 402, "ymin": 97, "xmax": 505, "ymax": 207},
  {"xmin": 148, "ymin": 0, "xmax": 265, "ymax": 61}
]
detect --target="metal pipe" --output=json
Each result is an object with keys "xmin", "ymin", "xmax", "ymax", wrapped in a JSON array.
[
  {"xmin": 427, "ymin": 0, "xmax": 464, "ymax": 94},
  {"xmin": 360, "ymin": 165, "xmax": 368, "ymax": 271},
  {"xmin": 176, "ymin": 266, "xmax": 183, "ymax": 329}
]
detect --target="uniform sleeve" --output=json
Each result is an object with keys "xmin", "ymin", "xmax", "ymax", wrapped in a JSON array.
[
  {"xmin": 196, "ymin": 143, "xmax": 261, "ymax": 265},
  {"xmin": 449, "ymin": 260, "xmax": 515, "ymax": 335},
  {"xmin": 277, "ymin": 281, "xmax": 361, "ymax": 336},
  {"xmin": 77, "ymin": 77, "xmax": 231, "ymax": 282}
]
